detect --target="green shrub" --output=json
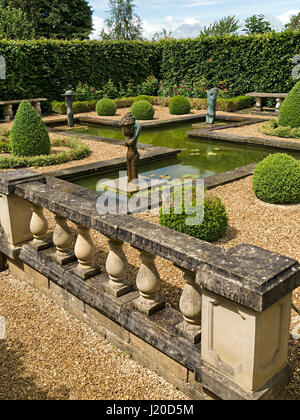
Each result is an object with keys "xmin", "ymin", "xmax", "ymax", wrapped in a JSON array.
[
  {"xmin": 103, "ymin": 79, "xmax": 119, "ymax": 99},
  {"xmin": 160, "ymin": 193, "xmax": 228, "ymax": 243},
  {"xmin": 10, "ymin": 100, "xmax": 51, "ymax": 157},
  {"xmin": 51, "ymin": 100, "xmax": 97, "ymax": 114},
  {"xmin": 73, "ymin": 100, "xmax": 97, "ymax": 113},
  {"xmin": 169, "ymin": 95, "xmax": 191, "ymax": 115},
  {"xmin": 260, "ymin": 119, "xmax": 300, "ymax": 139},
  {"xmin": 139, "ymin": 75, "xmax": 159, "ymax": 96},
  {"xmin": 278, "ymin": 81, "xmax": 300, "ymax": 128},
  {"xmin": 0, "ymin": 142, "xmax": 10, "ymax": 153},
  {"xmin": 253, "ymin": 153, "xmax": 300, "ymax": 204},
  {"xmin": 134, "ymin": 95, "xmax": 152, "ymax": 104},
  {"xmin": 74, "ymin": 82, "xmax": 103, "ymax": 101},
  {"xmin": 96, "ymin": 98, "xmax": 117, "ymax": 116},
  {"xmin": 114, "ymin": 97, "xmax": 135, "ymax": 108},
  {"xmin": 0, "ymin": 137, "xmax": 90, "ymax": 169},
  {"xmin": 51, "ymin": 101, "xmax": 67, "ymax": 115},
  {"xmin": 131, "ymin": 100, "xmax": 155, "ymax": 120}
]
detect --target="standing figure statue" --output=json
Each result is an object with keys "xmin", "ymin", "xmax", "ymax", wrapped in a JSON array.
[
  {"xmin": 121, "ymin": 112, "xmax": 141, "ymax": 183},
  {"xmin": 64, "ymin": 90, "xmax": 75, "ymax": 128},
  {"xmin": 206, "ymin": 87, "xmax": 218, "ymax": 124}
]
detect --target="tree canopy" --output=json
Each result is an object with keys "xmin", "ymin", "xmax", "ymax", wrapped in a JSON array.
[
  {"xmin": 0, "ymin": 0, "xmax": 33, "ymax": 39},
  {"xmin": 100, "ymin": 0, "xmax": 143, "ymax": 40},
  {"xmin": 200, "ymin": 15, "xmax": 240, "ymax": 37},
  {"xmin": 243, "ymin": 14, "xmax": 272, "ymax": 35},
  {"xmin": 285, "ymin": 12, "xmax": 300, "ymax": 31},
  {"xmin": 3, "ymin": 0, "xmax": 93, "ymax": 39}
]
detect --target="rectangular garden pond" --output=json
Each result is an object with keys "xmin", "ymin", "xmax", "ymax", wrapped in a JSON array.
[{"xmin": 55, "ymin": 120, "xmax": 300, "ymax": 191}]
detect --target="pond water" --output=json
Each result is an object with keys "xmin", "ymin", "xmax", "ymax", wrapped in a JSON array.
[{"xmin": 73, "ymin": 122, "xmax": 300, "ymax": 191}]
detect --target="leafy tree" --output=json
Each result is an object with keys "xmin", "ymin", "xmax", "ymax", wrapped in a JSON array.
[
  {"xmin": 0, "ymin": 0, "xmax": 33, "ymax": 39},
  {"xmin": 243, "ymin": 14, "xmax": 272, "ymax": 34},
  {"xmin": 152, "ymin": 28, "xmax": 173, "ymax": 41},
  {"xmin": 100, "ymin": 0, "xmax": 143, "ymax": 40},
  {"xmin": 285, "ymin": 12, "xmax": 300, "ymax": 31},
  {"xmin": 200, "ymin": 15, "xmax": 240, "ymax": 37},
  {"xmin": 4, "ymin": 0, "xmax": 93, "ymax": 39}
]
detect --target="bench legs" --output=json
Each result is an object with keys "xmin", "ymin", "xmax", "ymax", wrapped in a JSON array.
[
  {"xmin": 33, "ymin": 101, "xmax": 42, "ymax": 115},
  {"xmin": 3, "ymin": 104, "xmax": 13, "ymax": 121},
  {"xmin": 276, "ymin": 98, "xmax": 284, "ymax": 114},
  {"xmin": 255, "ymin": 97, "xmax": 263, "ymax": 112}
]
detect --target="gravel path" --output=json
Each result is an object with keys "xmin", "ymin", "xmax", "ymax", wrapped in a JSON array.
[{"xmin": 0, "ymin": 269, "xmax": 188, "ymax": 401}]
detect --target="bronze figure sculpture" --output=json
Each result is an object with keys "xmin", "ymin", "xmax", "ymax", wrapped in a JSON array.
[
  {"xmin": 206, "ymin": 87, "xmax": 218, "ymax": 124},
  {"xmin": 121, "ymin": 112, "xmax": 141, "ymax": 183}
]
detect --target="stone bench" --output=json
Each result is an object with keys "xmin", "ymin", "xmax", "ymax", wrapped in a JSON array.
[
  {"xmin": 246, "ymin": 92, "xmax": 288, "ymax": 113},
  {"xmin": 0, "ymin": 98, "xmax": 47, "ymax": 121}
]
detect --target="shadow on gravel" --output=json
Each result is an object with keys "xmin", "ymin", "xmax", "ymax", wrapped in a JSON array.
[{"xmin": 0, "ymin": 340, "xmax": 70, "ymax": 400}]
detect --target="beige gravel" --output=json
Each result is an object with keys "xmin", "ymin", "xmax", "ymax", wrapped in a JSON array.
[{"xmin": 0, "ymin": 269, "xmax": 189, "ymax": 400}]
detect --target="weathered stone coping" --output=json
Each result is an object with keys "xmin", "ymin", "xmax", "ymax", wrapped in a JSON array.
[
  {"xmin": 187, "ymin": 128, "xmax": 300, "ymax": 152},
  {"xmin": 46, "ymin": 146, "xmax": 180, "ymax": 181},
  {"xmin": 45, "ymin": 113, "xmax": 208, "ymax": 129},
  {"xmin": 2, "ymin": 169, "xmax": 298, "ymax": 312}
]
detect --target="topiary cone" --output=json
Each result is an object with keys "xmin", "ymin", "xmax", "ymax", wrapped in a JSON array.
[
  {"xmin": 278, "ymin": 81, "xmax": 300, "ymax": 128},
  {"xmin": 10, "ymin": 100, "xmax": 51, "ymax": 157}
]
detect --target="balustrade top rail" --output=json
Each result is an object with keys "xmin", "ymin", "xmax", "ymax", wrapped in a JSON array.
[{"xmin": 1, "ymin": 169, "xmax": 299, "ymax": 312}]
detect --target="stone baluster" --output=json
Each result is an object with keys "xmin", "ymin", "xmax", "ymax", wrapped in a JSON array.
[
  {"xmin": 104, "ymin": 238, "xmax": 132, "ymax": 298},
  {"xmin": 29, "ymin": 203, "xmax": 51, "ymax": 251},
  {"xmin": 73, "ymin": 224, "xmax": 100, "ymax": 279},
  {"xmin": 134, "ymin": 250, "xmax": 164, "ymax": 316},
  {"xmin": 176, "ymin": 268, "xmax": 202, "ymax": 344},
  {"xmin": 52, "ymin": 215, "xmax": 75, "ymax": 265}
]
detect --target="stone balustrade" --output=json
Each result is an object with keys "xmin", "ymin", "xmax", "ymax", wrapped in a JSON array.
[{"xmin": 0, "ymin": 169, "xmax": 299, "ymax": 400}]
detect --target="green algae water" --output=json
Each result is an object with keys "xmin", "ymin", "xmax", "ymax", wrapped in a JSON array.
[{"xmin": 73, "ymin": 122, "xmax": 300, "ymax": 191}]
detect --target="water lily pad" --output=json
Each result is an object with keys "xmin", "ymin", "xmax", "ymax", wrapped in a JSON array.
[{"xmin": 182, "ymin": 174, "xmax": 199, "ymax": 179}]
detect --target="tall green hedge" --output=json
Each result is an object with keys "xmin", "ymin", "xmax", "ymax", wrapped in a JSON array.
[
  {"xmin": 159, "ymin": 32, "xmax": 300, "ymax": 96},
  {"xmin": 0, "ymin": 40, "xmax": 161, "ymax": 101},
  {"xmin": 0, "ymin": 33, "xmax": 299, "ymax": 102}
]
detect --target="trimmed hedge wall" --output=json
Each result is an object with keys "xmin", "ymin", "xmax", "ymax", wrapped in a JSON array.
[
  {"xmin": 0, "ymin": 40, "xmax": 161, "ymax": 101},
  {"xmin": 159, "ymin": 32, "xmax": 300, "ymax": 96},
  {"xmin": 1, "ymin": 33, "xmax": 299, "ymax": 103}
]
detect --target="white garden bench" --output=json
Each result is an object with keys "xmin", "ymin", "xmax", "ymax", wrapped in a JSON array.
[
  {"xmin": 246, "ymin": 92, "xmax": 288, "ymax": 113},
  {"xmin": 0, "ymin": 98, "xmax": 47, "ymax": 121}
]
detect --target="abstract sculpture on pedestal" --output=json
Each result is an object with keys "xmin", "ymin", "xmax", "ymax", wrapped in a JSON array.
[
  {"xmin": 121, "ymin": 112, "xmax": 141, "ymax": 183},
  {"xmin": 206, "ymin": 87, "xmax": 218, "ymax": 124},
  {"xmin": 64, "ymin": 90, "xmax": 75, "ymax": 128}
]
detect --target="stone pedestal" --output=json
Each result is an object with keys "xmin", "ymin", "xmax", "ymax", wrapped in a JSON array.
[
  {"xmin": 0, "ymin": 194, "xmax": 33, "ymax": 246},
  {"xmin": 200, "ymin": 288, "xmax": 292, "ymax": 398}
]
